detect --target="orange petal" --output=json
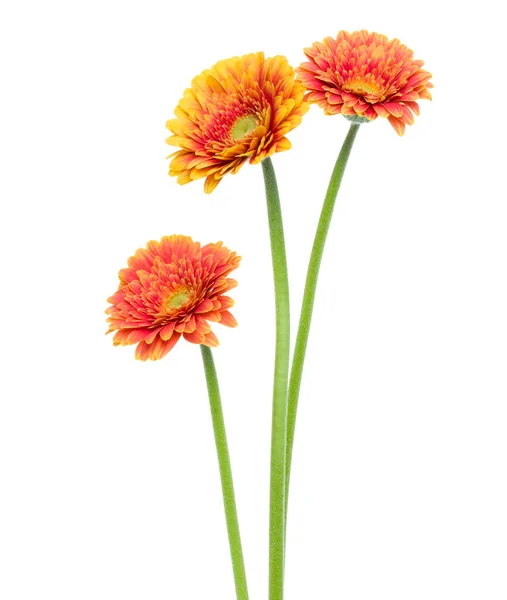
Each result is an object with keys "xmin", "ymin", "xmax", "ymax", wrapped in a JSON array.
[
  {"xmin": 145, "ymin": 328, "xmax": 161, "ymax": 344},
  {"xmin": 195, "ymin": 316, "xmax": 211, "ymax": 334},
  {"xmin": 159, "ymin": 322, "xmax": 176, "ymax": 341},
  {"xmin": 404, "ymin": 101, "xmax": 420, "ymax": 116},
  {"xmin": 387, "ymin": 115, "xmax": 406, "ymax": 136},
  {"xmin": 183, "ymin": 330, "xmax": 206, "ymax": 344},
  {"xmin": 217, "ymin": 295, "xmax": 235, "ymax": 309},
  {"xmin": 218, "ymin": 310, "xmax": 237, "ymax": 328},
  {"xmin": 135, "ymin": 341, "xmax": 151, "ymax": 361},
  {"xmin": 152, "ymin": 334, "xmax": 181, "ymax": 359},
  {"xmin": 202, "ymin": 331, "xmax": 219, "ymax": 347},
  {"xmin": 112, "ymin": 329, "xmax": 131, "ymax": 346},
  {"xmin": 383, "ymin": 102, "xmax": 404, "ymax": 118},
  {"xmin": 195, "ymin": 298, "xmax": 214, "ymax": 313},
  {"xmin": 202, "ymin": 310, "xmax": 222, "ymax": 322},
  {"xmin": 126, "ymin": 328, "xmax": 152, "ymax": 344},
  {"xmin": 204, "ymin": 174, "xmax": 221, "ymax": 194},
  {"xmin": 184, "ymin": 315, "xmax": 196, "ymax": 333}
]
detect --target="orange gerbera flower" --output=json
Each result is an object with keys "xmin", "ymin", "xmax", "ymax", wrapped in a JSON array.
[
  {"xmin": 166, "ymin": 53, "xmax": 309, "ymax": 193},
  {"xmin": 297, "ymin": 30, "xmax": 433, "ymax": 135},
  {"xmin": 106, "ymin": 235, "xmax": 240, "ymax": 361}
]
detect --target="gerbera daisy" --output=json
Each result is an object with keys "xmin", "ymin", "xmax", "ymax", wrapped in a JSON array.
[
  {"xmin": 297, "ymin": 30, "xmax": 433, "ymax": 135},
  {"xmin": 106, "ymin": 235, "xmax": 240, "ymax": 361},
  {"xmin": 166, "ymin": 52, "xmax": 309, "ymax": 193}
]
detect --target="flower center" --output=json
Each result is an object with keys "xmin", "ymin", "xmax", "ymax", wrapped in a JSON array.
[
  {"xmin": 167, "ymin": 291, "xmax": 190, "ymax": 310},
  {"xmin": 231, "ymin": 115, "xmax": 257, "ymax": 141},
  {"xmin": 347, "ymin": 78, "xmax": 381, "ymax": 98}
]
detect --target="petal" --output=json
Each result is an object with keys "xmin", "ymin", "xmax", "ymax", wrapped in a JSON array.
[
  {"xmin": 152, "ymin": 334, "xmax": 181, "ymax": 360},
  {"xmin": 126, "ymin": 328, "xmax": 153, "ymax": 344},
  {"xmin": 183, "ymin": 330, "xmax": 206, "ymax": 344},
  {"xmin": 373, "ymin": 104, "xmax": 390, "ymax": 118},
  {"xmin": 202, "ymin": 331, "xmax": 219, "ymax": 348},
  {"xmin": 195, "ymin": 316, "xmax": 211, "ymax": 334},
  {"xmin": 184, "ymin": 315, "xmax": 196, "ymax": 333},
  {"xmin": 204, "ymin": 174, "xmax": 221, "ymax": 194},
  {"xmin": 135, "ymin": 341, "xmax": 151, "ymax": 361},
  {"xmin": 202, "ymin": 310, "xmax": 222, "ymax": 322},
  {"xmin": 135, "ymin": 334, "xmax": 181, "ymax": 360},
  {"xmin": 404, "ymin": 101, "xmax": 420, "ymax": 116},
  {"xmin": 216, "ymin": 295, "xmax": 235, "ymax": 309},
  {"xmin": 382, "ymin": 102, "xmax": 404, "ymax": 118},
  {"xmin": 145, "ymin": 328, "xmax": 161, "ymax": 344},
  {"xmin": 387, "ymin": 115, "xmax": 406, "ymax": 136},
  {"xmin": 218, "ymin": 310, "xmax": 237, "ymax": 328},
  {"xmin": 112, "ymin": 329, "xmax": 131, "ymax": 346},
  {"xmin": 195, "ymin": 298, "xmax": 214, "ymax": 313},
  {"xmin": 159, "ymin": 322, "xmax": 176, "ymax": 341}
]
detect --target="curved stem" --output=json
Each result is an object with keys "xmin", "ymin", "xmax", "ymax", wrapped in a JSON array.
[
  {"xmin": 200, "ymin": 345, "xmax": 249, "ymax": 600},
  {"xmin": 262, "ymin": 157, "xmax": 290, "ymax": 600},
  {"xmin": 284, "ymin": 123, "xmax": 360, "ymax": 534}
]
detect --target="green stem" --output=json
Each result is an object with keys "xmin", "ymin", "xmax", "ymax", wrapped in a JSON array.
[
  {"xmin": 200, "ymin": 345, "xmax": 249, "ymax": 600},
  {"xmin": 284, "ymin": 123, "xmax": 360, "ymax": 534},
  {"xmin": 262, "ymin": 157, "xmax": 290, "ymax": 600}
]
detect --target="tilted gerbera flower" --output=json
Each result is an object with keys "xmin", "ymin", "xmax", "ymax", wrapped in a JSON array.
[
  {"xmin": 106, "ymin": 235, "xmax": 240, "ymax": 361},
  {"xmin": 296, "ymin": 30, "xmax": 433, "ymax": 135},
  {"xmin": 166, "ymin": 52, "xmax": 309, "ymax": 193}
]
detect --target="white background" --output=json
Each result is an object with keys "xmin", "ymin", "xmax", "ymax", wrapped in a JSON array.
[{"xmin": 1, "ymin": 1, "xmax": 506, "ymax": 599}]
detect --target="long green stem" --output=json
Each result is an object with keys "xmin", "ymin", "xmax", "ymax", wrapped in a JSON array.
[
  {"xmin": 262, "ymin": 157, "xmax": 290, "ymax": 600},
  {"xmin": 200, "ymin": 345, "xmax": 249, "ymax": 600},
  {"xmin": 284, "ymin": 123, "xmax": 360, "ymax": 533}
]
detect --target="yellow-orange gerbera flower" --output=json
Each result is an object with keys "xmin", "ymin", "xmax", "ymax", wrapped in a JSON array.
[
  {"xmin": 166, "ymin": 53, "xmax": 309, "ymax": 193},
  {"xmin": 297, "ymin": 30, "xmax": 433, "ymax": 135},
  {"xmin": 106, "ymin": 235, "xmax": 240, "ymax": 361}
]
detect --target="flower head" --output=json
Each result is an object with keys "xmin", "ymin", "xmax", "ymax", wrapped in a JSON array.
[
  {"xmin": 106, "ymin": 235, "xmax": 240, "ymax": 361},
  {"xmin": 297, "ymin": 30, "xmax": 433, "ymax": 135},
  {"xmin": 166, "ymin": 53, "xmax": 309, "ymax": 193}
]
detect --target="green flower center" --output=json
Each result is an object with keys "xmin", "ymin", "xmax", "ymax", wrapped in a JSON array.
[
  {"xmin": 347, "ymin": 77, "xmax": 382, "ymax": 99},
  {"xmin": 231, "ymin": 115, "xmax": 257, "ymax": 141},
  {"xmin": 167, "ymin": 292, "xmax": 190, "ymax": 309}
]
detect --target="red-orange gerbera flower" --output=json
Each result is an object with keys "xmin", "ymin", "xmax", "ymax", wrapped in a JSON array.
[
  {"xmin": 297, "ymin": 30, "xmax": 433, "ymax": 135},
  {"xmin": 106, "ymin": 235, "xmax": 240, "ymax": 361},
  {"xmin": 166, "ymin": 53, "xmax": 309, "ymax": 193}
]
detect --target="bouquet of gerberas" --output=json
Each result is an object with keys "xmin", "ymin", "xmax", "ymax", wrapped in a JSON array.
[{"xmin": 106, "ymin": 29, "xmax": 432, "ymax": 600}]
